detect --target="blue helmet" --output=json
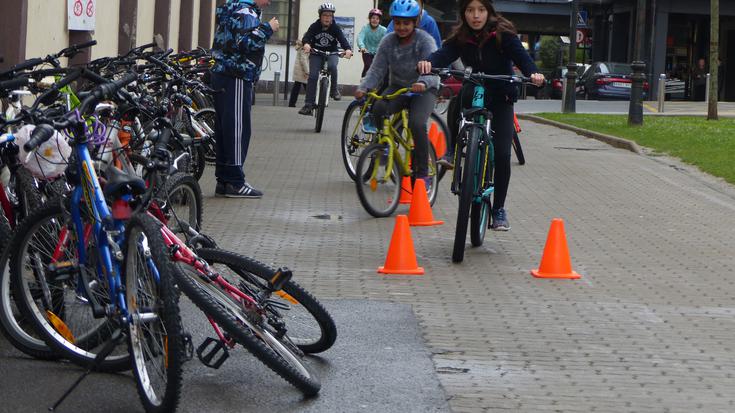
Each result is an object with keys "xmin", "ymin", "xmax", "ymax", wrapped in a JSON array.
[{"xmin": 390, "ymin": 0, "xmax": 421, "ymax": 19}]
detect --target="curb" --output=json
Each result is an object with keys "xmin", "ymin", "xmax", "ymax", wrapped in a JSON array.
[{"xmin": 518, "ymin": 114, "xmax": 643, "ymax": 155}]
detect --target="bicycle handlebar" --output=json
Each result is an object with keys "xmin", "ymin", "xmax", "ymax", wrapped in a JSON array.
[{"xmin": 431, "ymin": 68, "xmax": 530, "ymax": 84}]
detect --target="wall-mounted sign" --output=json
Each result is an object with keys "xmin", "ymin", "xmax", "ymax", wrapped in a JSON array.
[
  {"xmin": 334, "ymin": 16, "xmax": 355, "ymax": 50},
  {"xmin": 68, "ymin": 0, "xmax": 95, "ymax": 31}
]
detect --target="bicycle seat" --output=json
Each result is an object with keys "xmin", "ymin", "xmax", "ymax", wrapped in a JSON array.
[{"xmin": 103, "ymin": 165, "xmax": 147, "ymax": 199}]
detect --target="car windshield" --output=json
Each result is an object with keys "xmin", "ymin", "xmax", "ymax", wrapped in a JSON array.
[{"xmin": 599, "ymin": 63, "xmax": 632, "ymax": 75}]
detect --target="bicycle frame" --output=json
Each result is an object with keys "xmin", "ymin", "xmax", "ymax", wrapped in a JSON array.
[{"xmin": 453, "ymin": 83, "xmax": 494, "ymax": 201}]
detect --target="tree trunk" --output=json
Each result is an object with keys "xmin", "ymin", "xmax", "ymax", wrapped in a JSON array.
[{"xmin": 708, "ymin": 0, "xmax": 719, "ymax": 120}]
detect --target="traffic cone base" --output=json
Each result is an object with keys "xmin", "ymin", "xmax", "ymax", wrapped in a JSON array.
[
  {"xmin": 408, "ymin": 179, "xmax": 444, "ymax": 227},
  {"xmin": 530, "ymin": 218, "xmax": 582, "ymax": 279},
  {"xmin": 399, "ymin": 176, "xmax": 413, "ymax": 205},
  {"xmin": 378, "ymin": 215, "xmax": 424, "ymax": 275}
]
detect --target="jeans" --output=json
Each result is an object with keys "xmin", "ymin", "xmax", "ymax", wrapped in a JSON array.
[{"xmin": 305, "ymin": 54, "xmax": 339, "ymax": 105}]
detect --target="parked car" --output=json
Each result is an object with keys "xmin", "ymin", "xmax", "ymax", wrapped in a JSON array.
[
  {"xmin": 577, "ymin": 62, "xmax": 649, "ymax": 100},
  {"xmin": 548, "ymin": 64, "xmax": 589, "ymax": 99}
]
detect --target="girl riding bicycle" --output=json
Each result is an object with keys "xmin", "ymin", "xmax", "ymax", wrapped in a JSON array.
[
  {"xmin": 418, "ymin": 0, "xmax": 544, "ymax": 231},
  {"xmin": 355, "ymin": 0, "xmax": 439, "ymax": 184}
]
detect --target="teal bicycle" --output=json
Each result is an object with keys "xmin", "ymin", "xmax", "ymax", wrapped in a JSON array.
[{"xmin": 432, "ymin": 68, "xmax": 530, "ymax": 263}]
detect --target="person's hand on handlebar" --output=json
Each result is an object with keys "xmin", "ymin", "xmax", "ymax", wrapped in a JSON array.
[
  {"xmin": 530, "ymin": 73, "xmax": 545, "ymax": 87},
  {"xmin": 354, "ymin": 89, "xmax": 366, "ymax": 100},
  {"xmin": 417, "ymin": 60, "xmax": 432, "ymax": 75},
  {"xmin": 344, "ymin": 50, "xmax": 353, "ymax": 60},
  {"xmin": 303, "ymin": 44, "xmax": 312, "ymax": 54}
]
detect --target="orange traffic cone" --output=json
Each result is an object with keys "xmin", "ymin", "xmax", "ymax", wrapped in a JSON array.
[
  {"xmin": 399, "ymin": 176, "xmax": 413, "ymax": 205},
  {"xmin": 531, "ymin": 218, "xmax": 581, "ymax": 279},
  {"xmin": 378, "ymin": 215, "xmax": 424, "ymax": 275},
  {"xmin": 408, "ymin": 179, "xmax": 444, "ymax": 227},
  {"xmin": 428, "ymin": 121, "xmax": 447, "ymax": 158}
]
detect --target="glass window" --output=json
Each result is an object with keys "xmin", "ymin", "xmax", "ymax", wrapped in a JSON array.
[{"xmin": 269, "ymin": 0, "xmax": 299, "ymax": 44}]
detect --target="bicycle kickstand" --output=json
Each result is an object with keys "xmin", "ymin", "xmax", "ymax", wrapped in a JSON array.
[{"xmin": 48, "ymin": 328, "xmax": 126, "ymax": 411}]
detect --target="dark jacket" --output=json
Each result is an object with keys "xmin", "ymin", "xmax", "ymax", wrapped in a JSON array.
[
  {"xmin": 428, "ymin": 31, "xmax": 538, "ymax": 101},
  {"xmin": 211, "ymin": 0, "xmax": 273, "ymax": 81},
  {"xmin": 302, "ymin": 20, "xmax": 352, "ymax": 53}
]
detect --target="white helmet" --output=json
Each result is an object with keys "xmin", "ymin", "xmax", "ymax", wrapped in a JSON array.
[{"xmin": 319, "ymin": 2, "xmax": 336, "ymax": 14}]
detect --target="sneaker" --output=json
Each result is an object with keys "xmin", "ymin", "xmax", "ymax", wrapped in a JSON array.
[
  {"xmin": 437, "ymin": 154, "xmax": 454, "ymax": 170},
  {"xmin": 361, "ymin": 115, "xmax": 378, "ymax": 134},
  {"xmin": 215, "ymin": 182, "xmax": 226, "ymax": 197},
  {"xmin": 331, "ymin": 91, "xmax": 342, "ymax": 101},
  {"xmin": 224, "ymin": 182, "xmax": 263, "ymax": 199},
  {"xmin": 298, "ymin": 104, "xmax": 313, "ymax": 116},
  {"xmin": 491, "ymin": 208, "xmax": 510, "ymax": 231}
]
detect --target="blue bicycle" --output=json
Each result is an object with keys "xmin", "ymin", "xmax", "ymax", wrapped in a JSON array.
[
  {"xmin": 432, "ymin": 68, "xmax": 529, "ymax": 263},
  {"xmin": 8, "ymin": 72, "xmax": 185, "ymax": 412}
]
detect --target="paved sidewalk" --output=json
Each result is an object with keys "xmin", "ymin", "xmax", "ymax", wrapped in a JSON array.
[{"xmin": 197, "ymin": 103, "xmax": 735, "ymax": 412}]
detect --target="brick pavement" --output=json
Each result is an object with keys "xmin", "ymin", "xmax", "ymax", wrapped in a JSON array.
[{"xmin": 202, "ymin": 103, "xmax": 735, "ymax": 412}]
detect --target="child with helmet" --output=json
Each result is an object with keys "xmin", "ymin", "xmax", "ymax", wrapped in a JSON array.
[
  {"xmin": 355, "ymin": 0, "xmax": 440, "ymax": 185},
  {"xmin": 357, "ymin": 8, "xmax": 387, "ymax": 78},
  {"xmin": 298, "ymin": 2, "xmax": 354, "ymax": 115}
]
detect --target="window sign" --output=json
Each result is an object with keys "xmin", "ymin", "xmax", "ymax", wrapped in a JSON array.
[
  {"xmin": 334, "ymin": 16, "xmax": 355, "ymax": 49},
  {"xmin": 68, "ymin": 0, "xmax": 95, "ymax": 31}
]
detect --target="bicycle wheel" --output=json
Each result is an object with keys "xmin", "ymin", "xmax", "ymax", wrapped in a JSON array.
[
  {"xmin": 10, "ymin": 203, "xmax": 130, "ymax": 371},
  {"xmin": 452, "ymin": 126, "xmax": 482, "ymax": 263},
  {"xmin": 158, "ymin": 172, "xmax": 203, "ymax": 236},
  {"xmin": 314, "ymin": 77, "xmax": 328, "ymax": 133},
  {"xmin": 355, "ymin": 143, "xmax": 401, "ymax": 218},
  {"xmin": 125, "ymin": 213, "xmax": 184, "ymax": 413},
  {"xmin": 427, "ymin": 113, "xmax": 451, "ymax": 182},
  {"xmin": 0, "ymin": 213, "xmax": 59, "ymax": 360},
  {"xmin": 193, "ymin": 108, "xmax": 216, "ymax": 164},
  {"xmin": 12, "ymin": 167, "xmax": 43, "ymax": 224},
  {"xmin": 470, "ymin": 141, "xmax": 493, "ymax": 247},
  {"xmin": 172, "ymin": 256, "xmax": 321, "ymax": 396},
  {"xmin": 340, "ymin": 100, "xmax": 376, "ymax": 181},
  {"xmin": 194, "ymin": 248, "xmax": 337, "ymax": 353},
  {"xmin": 512, "ymin": 131, "xmax": 526, "ymax": 165}
]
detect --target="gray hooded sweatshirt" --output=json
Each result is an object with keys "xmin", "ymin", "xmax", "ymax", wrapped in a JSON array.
[{"xmin": 359, "ymin": 29, "xmax": 439, "ymax": 91}]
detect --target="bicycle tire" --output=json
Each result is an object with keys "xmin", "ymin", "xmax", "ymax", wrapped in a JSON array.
[
  {"xmin": 0, "ymin": 213, "xmax": 59, "ymax": 360},
  {"xmin": 13, "ymin": 167, "xmax": 43, "ymax": 224},
  {"xmin": 314, "ymin": 77, "xmax": 328, "ymax": 133},
  {"xmin": 159, "ymin": 172, "xmax": 203, "ymax": 235},
  {"xmin": 173, "ymin": 258, "xmax": 321, "ymax": 396},
  {"xmin": 428, "ymin": 113, "xmax": 451, "ymax": 182},
  {"xmin": 512, "ymin": 131, "xmax": 525, "ymax": 165},
  {"xmin": 10, "ymin": 203, "xmax": 131, "ymax": 372},
  {"xmin": 193, "ymin": 108, "xmax": 216, "ymax": 164},
  {"xmin": 470, "ymin": 141, "xmax": 493, "ymax": 247},
  {"xmin": 125, "ymin": 213, "xmax": 184, "ymax": 413},
  {"xmin": 355, "ymin": 143, "xmax": 401, "ymax": 218},
  {"xmin": 452, "ymin": 126, "xmax": 481, "ymax": 263},
  {"xmin": 194, "ymin": 248, "xmax": 337, "ymax": 353},
  {"xmin": 340, "ymin": 100, "xmax": 375, "ymax": 181}
]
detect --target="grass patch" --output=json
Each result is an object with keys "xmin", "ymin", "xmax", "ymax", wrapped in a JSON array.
[{"xmin": 536, "ymin": 113, "xmax": 735, "ymax": 184}]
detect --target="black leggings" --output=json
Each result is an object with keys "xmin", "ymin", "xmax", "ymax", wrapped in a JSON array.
[{"xmin": 447, "ymin": 91, "xmax": 515, "ymax": 210}]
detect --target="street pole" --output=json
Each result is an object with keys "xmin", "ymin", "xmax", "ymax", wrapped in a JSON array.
[
  {"xmin": 283, "ymin": 0, "xmax": 294, "ymax": 101},
  {"xmin": 562, "ymin": 0, "xmax": 578, "ymax": 113},
  {"xmin": 708, "ymin": 0, "xmax": 719, "ymax": 120},
  {"xmin": 628, "ymin": 0, "xmax": 647, "ymax": 126}
]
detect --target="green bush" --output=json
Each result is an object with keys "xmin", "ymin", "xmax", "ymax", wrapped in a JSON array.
[{"xmin": 538, "ymin": 36, "xmax": 560, "ymax": 70}]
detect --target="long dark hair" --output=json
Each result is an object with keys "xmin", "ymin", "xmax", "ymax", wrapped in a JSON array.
[{"xmin": 446, "ymin": 0, "xmax": 517, "ymax": 48}]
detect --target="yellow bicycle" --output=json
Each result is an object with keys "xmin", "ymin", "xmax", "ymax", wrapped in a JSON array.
[{"xmin": 354, "ymin": 88, "xmax": 440, "ymax": 217}]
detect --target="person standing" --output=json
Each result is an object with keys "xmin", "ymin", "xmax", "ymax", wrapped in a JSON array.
[
  {"xmin": 357, "ymin": 9, "xmax": 387, "ymax": 78},
  {"xmin": 692, "ymin": 57, "xmax": 707, "ymax": 102},
  {"xmin": 210, "ymin": 0, "xmax": 278, "ymax": 198},
  {"xmin": 298, "ymin": 3, "xmax": 354, "ymax": 115},
  {"xmin": 289, "ymin": 40, "xmax": 310, "ymax": 107}
]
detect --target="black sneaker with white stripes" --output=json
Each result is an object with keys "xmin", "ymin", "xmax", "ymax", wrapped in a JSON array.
[{"xmin": 220, "ymin": 182, "xmax": 263, "ymax": 199}]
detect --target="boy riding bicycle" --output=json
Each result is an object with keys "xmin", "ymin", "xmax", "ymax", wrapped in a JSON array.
[
  {"xmin": 354, "ymin": 0, "xmax": 439, "ymax": 184},
  {"xmin": 299, "ymin": 2, "xmax": 353, "ymax": 115}
]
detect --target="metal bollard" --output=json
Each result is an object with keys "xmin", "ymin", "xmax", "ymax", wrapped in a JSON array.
[
  {"xmin": 561, "ymin": 78, "xmax": 567, "ymax": 111},
  {"xmin": 705, "ymin": 73, "xmax": 710, "ymax": 103},
  {"xmin": 273, "ymin": 71, "xmax": 281, "ymax": 106},
  {"xmin": 657, "ymin": 73, "xmax": 666, "ymax": 113}
]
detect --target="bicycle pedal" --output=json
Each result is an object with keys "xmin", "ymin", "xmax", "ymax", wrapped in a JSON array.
[
  {"xmin": 182, "ymin": 332, "xmax": 194, "ymax": 362},
  {"xmin": 267, "ymin": 267, "xmax": 293, "ymax": 292},
  {"xmin": 196, "ymin": 337, "xmax": 230, "ymax": 369}
]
